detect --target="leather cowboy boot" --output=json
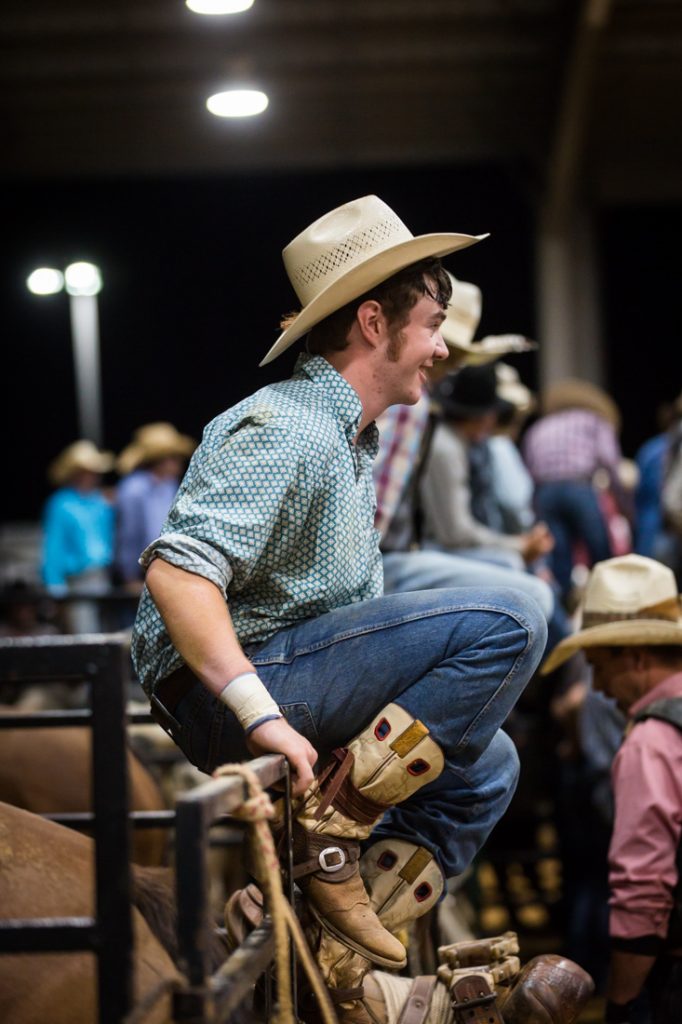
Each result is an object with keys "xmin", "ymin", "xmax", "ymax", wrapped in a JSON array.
[
  {"xmin": 313, "ymin": 839, "xmax": 445, "ymax": 1024},
  {"xmin": 293, "ymin": 704, "xmax": 443, "ymax": 968},
  {"xmin": 361, "ymin": 839, "xmax": 444, "ymax": 939},
  {"xmin": 497, "ymin": 954, "xmax": 594, "ymax": 1024}
]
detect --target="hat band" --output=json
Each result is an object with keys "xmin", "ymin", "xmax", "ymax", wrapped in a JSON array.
[{"xmin": 582, "ymin": 596, "xmax": 682, "ymax": 629}]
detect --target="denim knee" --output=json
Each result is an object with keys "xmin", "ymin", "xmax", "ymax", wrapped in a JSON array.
[
  {"xmin": 495, "ymin": 728, "xmax": 520, "ymax": 795},
  {"xmin": 507, "ymin": 586, "xmax": 549, "ymax": 654}
]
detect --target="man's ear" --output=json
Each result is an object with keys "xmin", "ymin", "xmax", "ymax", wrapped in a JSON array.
[{"xmin": 355, "ymin": 299, "xmax": 385, "ymax": 349}]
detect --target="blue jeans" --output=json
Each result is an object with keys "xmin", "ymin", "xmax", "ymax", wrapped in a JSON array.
[
  {"xmin": 164, "ymin": 587, "xmax": 547, "ymax": 880},
  {"xmin": 383, "ymin": 549, "xmax": 554, "ymax": 620},
  {"xmin": 534, "ymin": 480, "xmax": 612, "ymax": 597}
]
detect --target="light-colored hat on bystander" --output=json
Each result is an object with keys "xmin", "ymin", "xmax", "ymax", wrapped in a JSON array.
[
  {"xmin": 541, "ymin": 554, "xmax": 682, "ymax": 675},
  {"xmin": 48, "ymin": 440, "xmax": 115, "ymax": 487},
  {"xmin": 495, "ymin": 363, "xmax": 535, "ymax": 415},
  {"xmin": 441, "ymin": 274, "xmax": 536, "ymax": 366},
  {"xmin": 117, "ymin": 422, "xmax": 196, "ymax": 476},
  {"xmin": 260, "ymin": 195, "xmax": 488, "ymax": 366},
  {"xmin": 542, "ymin": 378, "xmax": 621, "ymax": 431}
]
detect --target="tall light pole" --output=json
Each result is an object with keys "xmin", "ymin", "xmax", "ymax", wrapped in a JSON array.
[{"xmin": 27, "ymin": 261, "xmax": 104, "ymax": 447}]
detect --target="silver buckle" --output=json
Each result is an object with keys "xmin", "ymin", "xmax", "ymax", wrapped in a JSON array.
[{"xmin": 318, "ymin": 846, "xmax": 346, "ymax": 873}]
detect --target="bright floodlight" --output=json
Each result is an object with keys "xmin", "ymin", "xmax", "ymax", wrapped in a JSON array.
[
  {"xmin": 26, "ymin": 267, "xmax": 64, "ymax": 295},
  {"xmin": 186, "ymin": 0, "xmax": 254, "ymax": 12},
  {"xmin": 65, "ymin": 261, "xmax": 102, "ymax": 297},
  {"xmin": 207, "ymin": 89, "xmax": 268, "ymax": 118}
]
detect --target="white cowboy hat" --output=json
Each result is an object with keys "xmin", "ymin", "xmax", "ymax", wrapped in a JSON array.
[
  {"xmin": 541, "ymin": 554, "xmax": 682, "ymax": 675},
  {"xmin": 259, "ymin": 195, "xmax": 487, "ymax": 366},
  {"xmin": 117, "ymin": 422, "xmax": 196, "ymax": 476},
  {"xmin": 48, "ymin": 440, "xmax": 115, "ymax": 486},
  {"xmin": 495, "ymin": 363, "xmax": 535, "ymax": 414},
  {"xmin": 460, "ymin": 334, "xmax": 537, "ymax": 366},
  {"xmin": 441, "ymin": 274, "xmax": 536, "ymax": 365},
  {"xmin": 440, "ymin": 275, "xmax": 482, "ymax": 349}
]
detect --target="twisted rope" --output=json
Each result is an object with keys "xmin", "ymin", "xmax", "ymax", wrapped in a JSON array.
[{"xmin": 213, "ymin": 762, "xmax": 338, "ymax": 1024}]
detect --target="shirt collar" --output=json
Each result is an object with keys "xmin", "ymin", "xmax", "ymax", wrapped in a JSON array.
[
  {"xmin": 294, "ymin": 353, "xmax": 378, "ymax": 458},
  {"xmin": 629, "ymin": 671, "xmax": 682, "ymax": 719}
]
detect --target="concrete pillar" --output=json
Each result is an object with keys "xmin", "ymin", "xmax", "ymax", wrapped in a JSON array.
[{"xmin": 536, "ymin": 204, "xmax": 605, "ymax": 389}]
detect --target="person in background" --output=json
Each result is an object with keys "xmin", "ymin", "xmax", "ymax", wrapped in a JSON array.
[
  {"xmin": 419, "ymin": 363, "xmax": 554, "ymax": 572},
  {"xmin": 41, "ymin": 440, "xmax": 116, "ymax": 634},
  {"xmin": 487, "ymin": 363, "xmax": 537, "ymax": 535},
  {"xmin": 636, "ymin": 393, "xmax": 682, "ymax": 581},
  {"xmin": 634, "ymin": 402, "xmax": 676, "ymax": 558},
  {"xmin": 542, "ymin": 554, "xmax": 682, "ymax": 1024},
  {"xmin": 522, "ymin": 379, "xmax": 627, "ymax": 605},
  {"xmin": 115, "ymin": 422, "xmax": 196, "ymax": 594}
]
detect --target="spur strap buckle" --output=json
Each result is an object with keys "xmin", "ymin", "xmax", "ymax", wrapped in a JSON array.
[{"xmin": 318, "ymin": 846, "xmax": 346, "ymax": 873}]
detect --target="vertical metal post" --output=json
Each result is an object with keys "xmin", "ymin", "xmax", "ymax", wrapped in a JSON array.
[
  {"xmin": 283, "ymin": 763, "xmax": 298, "ymax": 1021},
  {"xmin": 90, "ymin": 641, "xmax": 134, "ymax": 1024},
  {"xmin": 69, "ymin": 292, "xmax": 103, "ymax": 445},
  {"xmin": 175, "ymin": 796, "xmax": 213, "ymax": 989}
]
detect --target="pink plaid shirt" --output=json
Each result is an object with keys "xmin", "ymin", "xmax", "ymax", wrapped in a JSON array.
[{"xmin": 522, "ymin": 409, "xmax": 621, "ymax": 483}]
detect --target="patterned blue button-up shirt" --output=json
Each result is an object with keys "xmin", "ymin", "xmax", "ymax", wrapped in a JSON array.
[{"xmin": 131, "ymin": 355, "xmax": 383, "ymax": 696}]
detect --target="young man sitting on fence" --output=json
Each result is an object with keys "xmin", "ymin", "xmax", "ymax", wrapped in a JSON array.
[{"xmin": 131, "ymin": 195, "xmax": 548, "ymax": 985}]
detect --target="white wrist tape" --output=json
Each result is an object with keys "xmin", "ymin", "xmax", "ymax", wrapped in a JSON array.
[{"xmin": 217, "ymin": 672, "xmax": 282, "ymax": 733}]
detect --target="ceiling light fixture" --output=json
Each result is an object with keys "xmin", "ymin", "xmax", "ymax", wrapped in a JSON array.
[
  {"xmin": 206, "ymin": 89, "xmax": 268, "ymax": 118},
  {"xmin": 186, "ymin": 0, "xmax": 254, "ymax": 14}
]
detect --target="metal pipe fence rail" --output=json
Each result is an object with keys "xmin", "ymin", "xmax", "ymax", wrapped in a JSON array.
[
  {"xmin": 0, "ymin": 634, "xmax": 297, "ymax": 1024},
  {"xmin": 0, "ymin": 634, "xmax": 135, "ymax": 1024}
]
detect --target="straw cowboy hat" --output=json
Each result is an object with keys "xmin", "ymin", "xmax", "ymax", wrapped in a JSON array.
[
  {"xmin": 117, "ymin": 422, "xmax": 196, "ymax": 476},
  {"xmin": 542, "ymin": 378, "xmax": 621, "ymax": 431},
  {"xmin": 440, "ymin": 275, "xmax": 482, "ymax": 349},
  {"xmin": 48, "ymin": 440, "xmax": 115, "ymax": 487},
  {"xmin": 441, "ymin": 273, "xmax": 536, "ymax": 366},
  {"xmin": 541, "ymin": 554, "xmax": 682, "ymax": 675},
  {"xmin": 259, "ymin": 195, "xmax": 488, "ymax": 366},
  {"xmin": 495, "ymin": 363, "xmax": 535, "ymax": 415}
]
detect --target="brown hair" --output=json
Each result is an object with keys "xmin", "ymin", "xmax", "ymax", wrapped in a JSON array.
[{"xmin": 281, "ymin": 258, "xmax": 452, "ymax": 357}]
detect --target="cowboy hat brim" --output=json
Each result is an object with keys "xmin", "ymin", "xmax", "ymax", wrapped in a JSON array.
[
  {"xmin": 49, "ymin": 451, "xmax": 115, "ymax": 486},
  {"xmin": 541, "ymin": 618, "xmax": 682, "ymax": 675},
  {"xmin": 450, "ymin": 335, "xmax": 537, "ymax": 366},
  {"xmin": 117, "ymin": 436, "xmax": 196, "ymax": 476},
  {"xmin": 259, "ymin": 231, "xmax": 488, "ymax": 367}
]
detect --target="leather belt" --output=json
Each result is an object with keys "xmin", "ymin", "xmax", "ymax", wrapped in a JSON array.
[{"xmin": 154, "ymin": 664, "xmax": 198, "ymax": 716}]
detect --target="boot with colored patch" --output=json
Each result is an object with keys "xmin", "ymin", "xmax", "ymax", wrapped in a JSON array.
[{"xmin": 293, "ymin": 704, "xmax": 443, "ymax": 969}]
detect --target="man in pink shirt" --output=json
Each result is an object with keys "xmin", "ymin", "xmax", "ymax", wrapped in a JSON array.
[{"xmin": 542, "ymin": 554, "xmax": 682, "ymax": 1024}]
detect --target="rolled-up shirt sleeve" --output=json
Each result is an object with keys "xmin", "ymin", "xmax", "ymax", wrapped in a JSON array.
[
  {"xmin": 609, "ymin": 719, "xmax": 682, "ymax": 941},
  {"xmin": 140, "ymin": 413, "xmax": 315, "ymax": 597}
]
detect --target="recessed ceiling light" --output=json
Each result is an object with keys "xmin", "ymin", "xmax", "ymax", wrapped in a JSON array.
[
  {"xmin": 186, "ymin": 0, "xmax": 254, "ymax": 14},
  {"xmin": 206, "ymin": 89, "xmax": 269, "ymax": 118}
]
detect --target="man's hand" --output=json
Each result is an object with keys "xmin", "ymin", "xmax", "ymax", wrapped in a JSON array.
[
  {"xmin": 246, "ymin": 717, "xmax": 318, "ymax": 797},
  {"xmin": 520, "ymin": 522, "xmax": 555, "ymax": 564}
]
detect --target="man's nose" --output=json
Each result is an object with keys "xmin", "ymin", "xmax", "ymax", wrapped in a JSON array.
[{"xmin": 434, "ymin": 334, "xmax": 448, "ymax": 360}]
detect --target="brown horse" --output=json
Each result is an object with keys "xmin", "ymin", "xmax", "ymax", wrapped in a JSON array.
[
  {"xmin": 0, "ymin": 801, "xmax": 181, "ymax": 1024},
  {"xmin": 0, "ymin": 705, "xmax": 167, "ymax": 865}
]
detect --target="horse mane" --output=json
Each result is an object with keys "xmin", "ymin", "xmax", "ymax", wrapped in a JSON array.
[{"xmin": 131, "ymin": 865, "xmax": 230, "ymax": 973}]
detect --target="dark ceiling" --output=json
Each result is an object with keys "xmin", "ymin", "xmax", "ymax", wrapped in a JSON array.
[{"xmin": 3, "ymin": 0, "xmax": 681, "ymax": 202}]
